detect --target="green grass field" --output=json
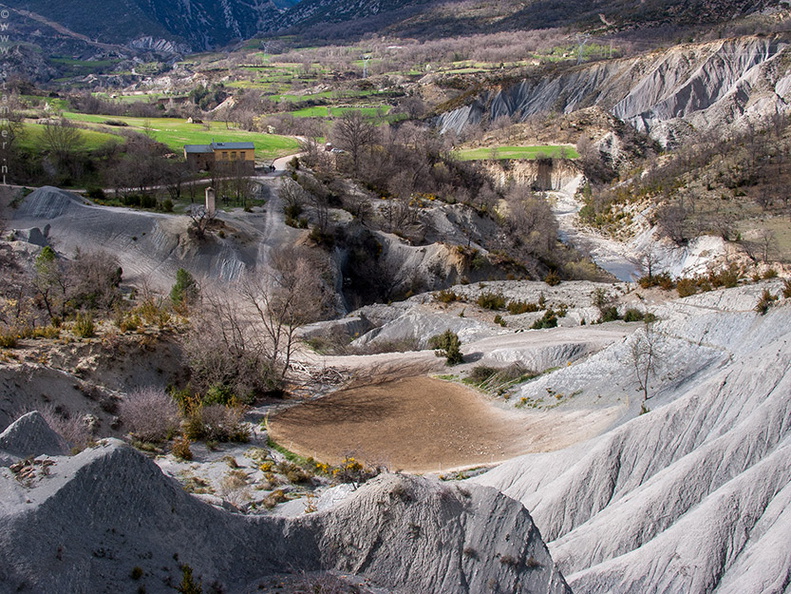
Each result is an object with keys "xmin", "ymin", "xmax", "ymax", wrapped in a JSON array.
[
  {"xmin": 455, "ymin": 145, "xmax": 579, "ymax": 161},
  {"xmin": 285, "ymin": 105, "xmax": 389, "ymax": 118},
  {"xmin": 264, "ymin": 89, "xmax": 381, "ymax": 103},
  {"xmin": 91, "ymin": 92, "xmax": 186, "ymax": 104},
  {"xmin": 19, "ymin": 123, "xmax": 121, "ymax": 152},
  {"xmin": 60, "ymin": 113, "xmax": 300, "ymax": 159}
]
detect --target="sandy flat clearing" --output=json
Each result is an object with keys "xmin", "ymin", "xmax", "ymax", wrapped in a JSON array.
[{"xmin": 268, "ymin": 375, "xmax": 622, "ymax": 473}]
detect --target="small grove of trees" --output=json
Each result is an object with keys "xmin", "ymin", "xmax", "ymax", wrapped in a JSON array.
[
  {"xmin": 309, "ymin": 118, "xmax": 499, "ymax": 217},
  {"xmin": 581, "ymin": 114, "xmax": 791, "ymax": 248},
  {"xmin": 502, "ymin": 186, "xmax": 558, "ymax": 263},
  {"xmin": 0, "ymin": 244, "xmax": 123, "ymax": 345},
  {"xmin": 298, "ymin": 117, "xmax": 587, "ymax": 289},
  {"xmin": 33, "ymin": 246, "xmax": 122, "ymax": 324}
]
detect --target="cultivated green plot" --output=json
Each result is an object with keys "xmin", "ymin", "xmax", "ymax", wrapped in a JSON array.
[
  {"xmin": 60, "ymin": 113, "xmax": 300, "ymax": 159},
  {"xmin": 265, "ymin": 89, "xmax": 381, "ymax": 102},
  {"xmin": 455, "ymin": 145, "xmax": 579, "ymax": 160},
  {"xmin": 19, "ymin": 123, "xmax": 121, "ymax": 152},
  {"xmin": 266, "ymin": 91, "xmax": 335, "ymax": 102},
  {"xmin": 286, "ymin": 105, "xmax": 389, "ymax": 118},
  {"xmin": 50, "ymin": 57, "xmax": 121, "ymax": 77},
  {"xmin": 91, "ymin": 92, "xmax": 185, "ymax": 104}
]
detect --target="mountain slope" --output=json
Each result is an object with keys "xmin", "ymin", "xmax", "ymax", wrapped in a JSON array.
[
  {"xmin": 6, "ymin": 0, "xmax": 286, "ymax": 51},
  {"xmin": 4, "ymin": 0, "xmax": 783, "ymax": 55},
  {"xmin": 268, "ymin": 0, "xmax": 432, "ymax": 35},
  {"xmin": 267, "ymin": 0, "xmax": 782, "ymax": 40}
]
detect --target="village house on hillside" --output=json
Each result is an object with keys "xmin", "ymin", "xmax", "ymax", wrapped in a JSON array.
[{"xmin": 184, "ymin": 142, "xmax": 255, "ymax": 173}]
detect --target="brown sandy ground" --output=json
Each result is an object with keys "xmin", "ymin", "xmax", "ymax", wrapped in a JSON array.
[{"xmin": 268, "ymin": 375, "xmax": 622, "ymax": 473}]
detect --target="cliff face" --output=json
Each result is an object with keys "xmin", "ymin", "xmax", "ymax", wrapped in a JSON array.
[
  {"xmin": 478, "ymin": 158, "xmax": 582, "ymax": 191},
  {"xmin": 438, "ymin": 36, "xmax": 791, "ymax": 146}
]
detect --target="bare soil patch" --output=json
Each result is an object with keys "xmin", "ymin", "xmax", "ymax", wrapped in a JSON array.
[{"xmin": 268, "ymin": 375, "xmax": 619, "ymax": 473}]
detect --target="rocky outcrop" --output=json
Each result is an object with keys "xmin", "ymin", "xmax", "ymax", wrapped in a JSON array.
[
  {"xmin": 438, "ymin": 36, "xmax": 791, "ymax": 146},
  {"xmin": 0, "ymin": 437, "xmax": 570, "ymax": 593},
  {"xmin": 127, "ymin": 36, "xmax": 190, "ymax": 55},
  {"xmin": 319, "ymin": 473, "xmax": 570, "ymax": 594}
]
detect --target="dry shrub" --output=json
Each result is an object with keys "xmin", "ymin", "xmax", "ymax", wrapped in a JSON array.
[
  {"xmin": 276, "ymin": 460, "xmax": 312, "ymax": 484},
  {"xmin": 468, "ymin": 363, "xmax": 535, "ymax": 394},
  {"xmin": 171, "ymin": 435, "xmax": 193, "ymax": 460},
  {"xmin": 477, "ymin": 292, "xmax": 506, "ymax": 310},
  {"xmin": 0, "ymin": 330, "xmax": 17, "ymax": 348},
  {"xmin": 222, "ymin": 468, "xmax": 249, "ymax": 490},
  {"xmin": 500, "ymin": 554, "xmax": 521, "ymax": 567},
  {"xmin": 332, "ymin": 456, "xmax": 380, "ymax": 487},
  {"xmin": 119, "ymin": 387, "xmax": 181, "ymax": 443},
  {"xmin": 38, "ymin": 405, "xmax": 93, "ymax": 451},
  {"xmin": 638, "ymin": 271, "xmax": 675, "ymax": 290},
  {"xmin": 676, "ymin": 278, "xmax": 698, "ymax": 297},
  {"xmin": 544, "ymin": 271, "xmax": 561, "ymax": 286},
  {"xmin": 184, "ymin": 404, "xmax": 250, "ymax": 443},
  {"xmin": 507, "ymin": 300, "xmax": 539, "ymax": 314},
  {"xmin": 73, "ymin": 313, "xmax": 95, "ymax": 338},
  {"xmin": 467, "ymin": 365, "xmax": 498, "ymax": 384},
  {"xmin": 755, "ymin": 289, "xmax": 778, "ymax": 315},
  {"xmin": 435, "ymin": 289, "xmax": 459, "ymax": 303},
  {"xmin": 263, "ymin": 489, "xmax": 288, "ymax": 509}
]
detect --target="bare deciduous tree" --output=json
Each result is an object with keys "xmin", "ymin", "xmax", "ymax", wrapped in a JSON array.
[
  {"xmin": 332, "ymin": 110, "xmax": 377, "ymax": 175},
  {"xmin": 41, "ymin": 118, "xmax": 85, "ymax": 162},
  {"xmin": 34, "ymin": 246, "xmax": 67, "ymax": 322},
  {"xmin": 757, "ymin": 229, "xmax": 777, "ymax": 263},
  {"xmin": 188, "ymin": 205, "xmax": 215, "ymax": 240},
  {"xmin": 185, "ymin": 288, "xmax": 266, "ymax": 399},
  {"xmin": 186, "ymin": 247, "xmax": 334, "ymax": 399},
  {"xmin": 634, "ymin": 241, "xmax": 663, "ymax": 281},
  {"xmin": 242, "ymin": 247, "xmax": 333, "ymax": 381},
  {"xmin": 629, "ymin": 322, "xmax": 662, "ymax": 411}
]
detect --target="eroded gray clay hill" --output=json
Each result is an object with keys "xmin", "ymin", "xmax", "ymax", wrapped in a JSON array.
[{"xmin": 0, "ymin": 419, "xmax": 570, "ymax": 593}]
